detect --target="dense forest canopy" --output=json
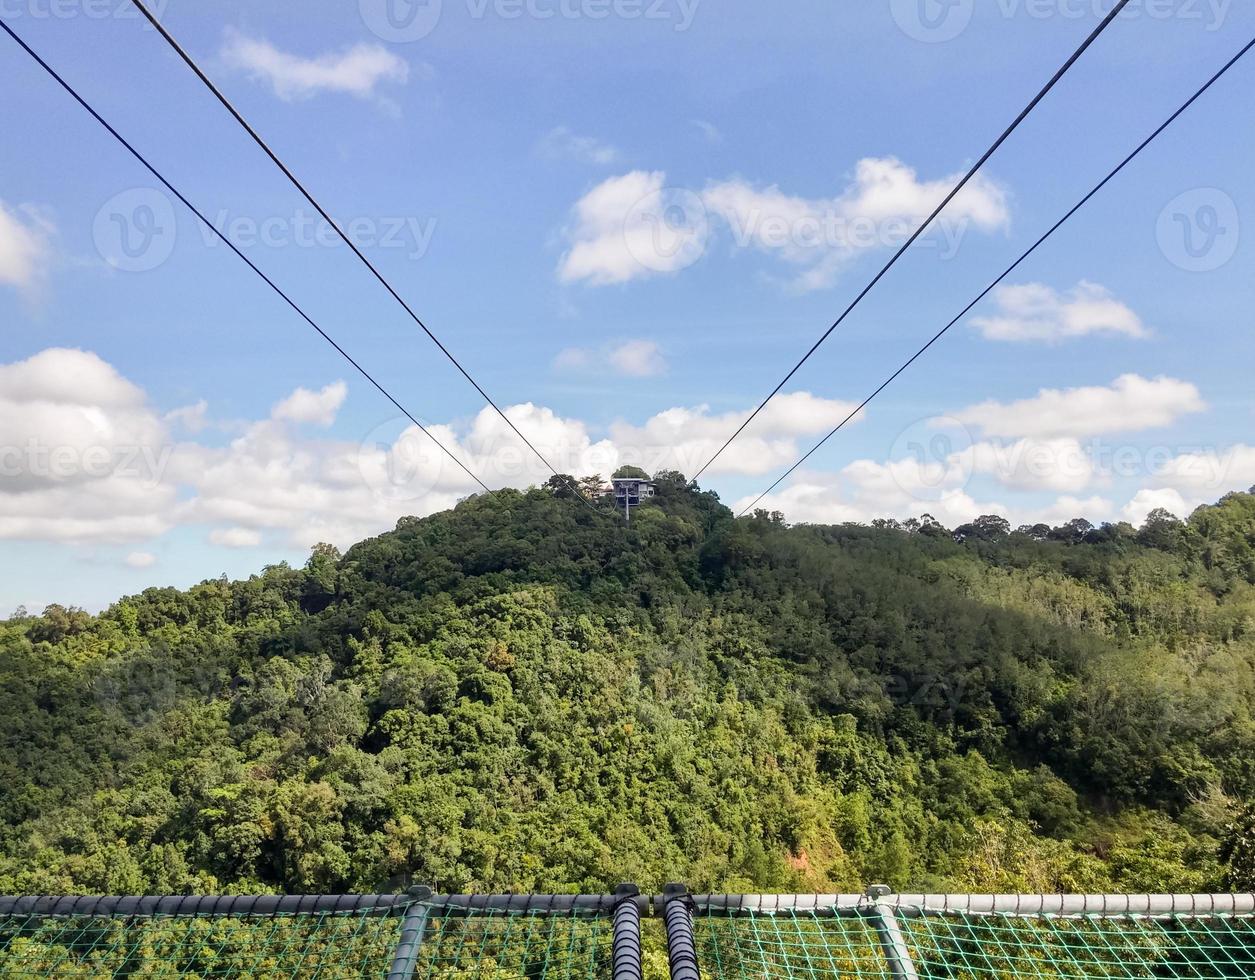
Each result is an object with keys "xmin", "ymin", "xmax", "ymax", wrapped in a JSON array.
[{"xmin": 2, "ymin": 476, "xmax": 1254, "ymax": 896}]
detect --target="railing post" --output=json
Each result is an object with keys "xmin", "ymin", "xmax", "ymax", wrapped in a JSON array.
[
  {"xmin": 865, "ymin": 884, "xmax": 919, "ymax": 980},
  {"xmin": 612, "ymin": 883, "xmax": 644, "ymax": 980},
  {"xmin": 662, "ymin": 882, "xmax": 700, "ymax": 980},
  {"xmin": 387, "ymin": 885, "xmax": 432, "ymax": 980}
]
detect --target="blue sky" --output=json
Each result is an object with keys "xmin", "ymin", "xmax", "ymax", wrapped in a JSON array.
[{"xmin": 1, "ymin": 0, "xmax": 1252, "ymax": 612}]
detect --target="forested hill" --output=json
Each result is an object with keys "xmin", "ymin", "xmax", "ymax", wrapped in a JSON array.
[{"xmin": 2, "ymin": 476, "xmax": 1255, "ymax": 897}]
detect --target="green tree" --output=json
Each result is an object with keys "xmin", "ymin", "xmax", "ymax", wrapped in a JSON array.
[{"xmin": 1222, "ymin": 803, "xmax": 1255, "ymax": 889}]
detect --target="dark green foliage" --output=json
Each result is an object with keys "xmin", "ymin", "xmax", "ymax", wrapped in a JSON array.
[
  {"xmin": 1222, "ymin": 804, "xmax": 1255, "ymax": 890},
  {"xmin": 1, "ymin": 485, "xmax": 1253, "ymax": 894}
]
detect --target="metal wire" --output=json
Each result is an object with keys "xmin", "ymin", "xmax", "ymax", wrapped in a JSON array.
[
  {"xmin": 738, "ymin": 33, "xmax": 1255, "ymax": 517},
  {"xmin": 125, "ymin": 0, "xmax": 602, "ymax": 513},
  {"xmin": 0, "ymin": 16, "xmax": 491, "ymax": 496},
  {"xmin": 691, "ymin": 0, "xmax": 1132, "ymax": 482}
]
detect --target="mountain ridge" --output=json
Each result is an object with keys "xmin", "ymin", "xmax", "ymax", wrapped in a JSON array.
[{"xmin": 1, "ymin": 479, "xmax": 1253, "ymax": 895}]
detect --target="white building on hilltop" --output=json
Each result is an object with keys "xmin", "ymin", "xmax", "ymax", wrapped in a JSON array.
[{"xmin": 609, "ymin": 477, "xmax": 655, "ymax": 521}]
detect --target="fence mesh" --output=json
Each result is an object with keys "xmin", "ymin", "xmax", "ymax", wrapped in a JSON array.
[
  {"xmin": 695, "ymin": 909, "xmax": 889, "ymax": 979},
  {"xmin": 0, "ymin": 902, "xmax": 620, "ymax": 979},
  {"xmin": 411, "ymin": 908, "xmax": 614, "ymax": 979},
  {"xmin": 0, "ymin": 897, "xmax": 1253, "ymax": 979},
  {"xmin": 0, "ymin": 908, "xmax": 400, "ymax": 978},
  {"xmin": 901, "ymin": 908, "xmax": 1255, "ymax": 979},
  {"xmin": 691, "ymin": 906, "xmax": 1255, "ymax": 980}
]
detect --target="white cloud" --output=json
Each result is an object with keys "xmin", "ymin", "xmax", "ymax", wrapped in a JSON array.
[
  {"xmin": 703, "ymin": 156, "xmax": 1009, "ymax": 291},
  {"xmin": 125, "ymin": 551, "xmax": 156, "ymax": 569},
  {"xmin": 950, "ymin": 375, "xmax": 1205, "ymax": 440},
  {"xmin": 1021, "ymin": 495, "xmax": 1114, "ymax": 528},
  {"xmin": 8, "ymin": 349, "xmax": 1243, "ymax": 566},
  {"xmin": 0, "ymin": 349, "xmax": 176, "ymax": 543},
  {"xmin": 0, "ymin": 348, "xmax": 169, "ymax": 493},
  {"xmin": 1153, "ymin": 445, "xmax": 1255, "ymax": 497},
  {"xmin": 555, "ymin": 340, "xmax": 667, "ymax": 378},
  {"xmin": 537, "ymin": 126, "xmax": 619, "ymax": 165},
  {"xmin": 165, "ymin": 400, "xmax": 210, "ymax": 433},
  {"xmin": 209, "ymin": 527, "xmax": 263, "ymax": 549},
  {"xmin": 736, "ymin": 377, "xmax": 1249, "ymax": 532},
  {"xmin": 734, "ymin": 399, "xmax": 1253, "ymax": 532},
  {"xmin": 0, "ymin": 201, "xmax": 52, "ymax": 294},
  {"xmin": 1, "ymin": 347, "xmax": 875, "ymax": 549},
  {"xmin": 965, "ymin": 437, "xmax": 1096, "ymax": 493},
  {"xmin": 553, "ymin": 347, "xmax": 593, "ymax": 371},
  {"xmin": 609, "ymin": 340, "xmax": 666, "ymax": 377},
  {"xmin": 1109, "ymin": 446, "xmax": 1255, "ymax": 526},
  {"xmin": 559, "ymin": 158, "xmax": 1009, "ymax": 290},
  {"xmin": 0, "ymin": 347, "xmax": 145, "ymax": 411},
  {"xmin": 971, "ymin": 281, "xmax": 1148, "ymax": 343},
  {"xmin": 271, "ymin": 381, "xmax": 347, "ymax": 427},
  {"xmin": 220, "ymin": 31, "xmax": 409, "ymax": 102},
  {"xmin": 735, "ymin": 458, "xmax": 1119, "ymax": 532},
  {"xmin": 692, "ymin": 119, "xmax": 722, "ymax": 143},
  {"xmin": 735, "ymin": 461, "xmax": 1003, "ymax": 528},
  {"xmin": 558, "ymin": 170, "xmax": 707, "ymax": 285},
  {"xmin": 171, "ymin": 399, "xmax": 610, "ymax": 551},
  {"xmin": 607, "ymin": 391, "xmax": 864, "ymax": 478},
  {"xmin": 0, "ymin": 476, "xmax": 176, "ymax": 544},
  {"xmin": 1122, "ymin": 487, "xmax": 1192, "ymax": 525},
  {"xmin": 170, "ymin": 418, "xmax": 459, "ymax": 551}
]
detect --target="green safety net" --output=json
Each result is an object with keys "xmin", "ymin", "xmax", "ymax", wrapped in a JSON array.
[
  {"xmin": 0, "ymin": 904, "xmax": 616, "ymax": 979},
  {"xmin": 901, "ymin": 909, "xmax": 1255, "ymax": 980},
  {"xmin": 3, "ymin": 900, "xmax": 1254, "ymax": 979},
  {"xmin": 697, "ymin": 909, "xmax": 890, "ymax": 979},
  {"xmin": 411, "ymin": 908, "xmax": 615, "ymax": 979},
  {"xmin": 0, "ymin": 908, "xmax": 401, "ymax": 978},
  {"xmin": 694, "ymin": 907, "xmax": 1255, "ymax": 980}
]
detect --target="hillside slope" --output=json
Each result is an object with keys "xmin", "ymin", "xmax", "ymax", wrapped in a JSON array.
[{"xmin": 2, "ymin": 478, "xmax": 1254, "ymax": 895}]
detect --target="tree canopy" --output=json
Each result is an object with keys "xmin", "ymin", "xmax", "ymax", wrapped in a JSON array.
[{"xmin": 1, "ymin": 482, "xmax": 1253, "ymax": 895}]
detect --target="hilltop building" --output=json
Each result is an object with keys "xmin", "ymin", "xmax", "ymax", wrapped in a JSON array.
[{"xmin": 609, "ymin": 476, "xmax": 655, "ymax": 521}]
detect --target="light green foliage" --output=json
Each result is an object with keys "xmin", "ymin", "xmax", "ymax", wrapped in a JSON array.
[{"xmin": 0, "ymin": 485, "xmax": 1253, "ymax": 894}]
